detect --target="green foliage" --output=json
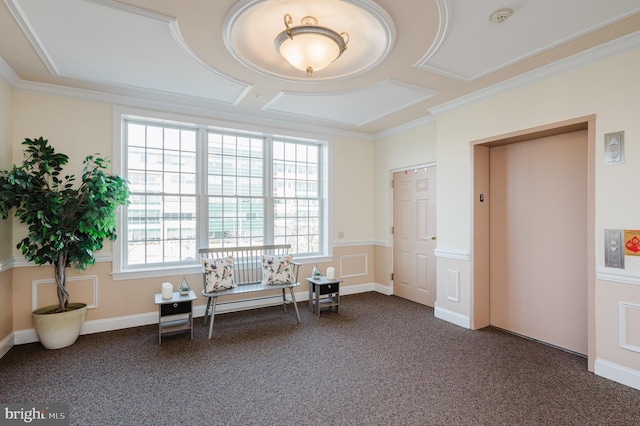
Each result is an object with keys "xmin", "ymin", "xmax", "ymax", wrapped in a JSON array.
[{"xmin": 0, "ymin": 137, "xmax": 130, "ymax": 310}]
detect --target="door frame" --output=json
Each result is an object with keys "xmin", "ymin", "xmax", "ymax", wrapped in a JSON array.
[{"xmin": 470, "ymin": 115, "xmax": 596, "ymax": 370}]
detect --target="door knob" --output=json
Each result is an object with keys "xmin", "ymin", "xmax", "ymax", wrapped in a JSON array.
[{"xmin": 426, "ymin": 235, "xmax": 436, "ymax": 240}]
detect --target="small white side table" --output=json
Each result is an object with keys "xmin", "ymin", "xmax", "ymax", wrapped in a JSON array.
[
  {"xmin": 306, "ymin": 277, "xmax": 342, "ymax": 317},
  {"xmin": 154, "ymin": 290, "xmax": 197, "ymax": 344}
]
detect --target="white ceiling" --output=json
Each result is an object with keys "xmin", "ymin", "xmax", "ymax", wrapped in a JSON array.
[{"xmin": 1, "ymin": 0, "xmax": 639, "ymax": 136}]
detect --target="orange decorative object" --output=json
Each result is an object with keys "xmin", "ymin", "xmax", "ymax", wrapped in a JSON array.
[{"xmin": 624, "ymin": 230, "xmax": 640, "ymax": 255}]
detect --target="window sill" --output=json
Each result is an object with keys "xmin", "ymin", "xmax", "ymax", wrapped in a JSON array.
[
  {"xmin": 112, "ymin": 264, "xmax": 201, "ymax": 281},
  {"xmin": 112, "ymin": 255, "xmax": 333, "ymax": 281}
]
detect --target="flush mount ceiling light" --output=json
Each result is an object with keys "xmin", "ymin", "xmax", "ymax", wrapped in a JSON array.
[
  {"xmin": 275, "ymin": 14, "xmax": 349, "ymax": 77},
  {"xmin": 223, "ymin": 0, "xmax": 395, "ymax": 81}
]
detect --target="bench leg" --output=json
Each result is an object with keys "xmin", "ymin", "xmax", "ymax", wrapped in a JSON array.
[
  {"xmin": 281, "ymin": 289, "xmax": 287, "ymax": 312},
  {"xmin": 203, "ymin": 297, "xmax": 212, "ymax": 326},
  {"xmin": 207, "ymin": 297, "xmax": 218, "ymax": 339},
  {"xmin": 289, "ymin": 287, "xmax": 301, "ymax": 324}
]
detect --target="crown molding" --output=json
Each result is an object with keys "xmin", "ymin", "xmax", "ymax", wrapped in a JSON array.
[
  {"xmin": 0, "ymin": 257, "xmax": 14, "ymax": 273},
  {"xmin": 0, "ymin": 57, "xmax": 20, "ymax": 89},
  {"xmin": 7, "ymin": 73, "xmax": 374, "ymax": 142},
  {"xmin": 374, "ymin": 114, "xmax": 437, "ymax": 139},
  {"xmin": 428, "ymin": 30, "xmax": 640, "ymax": 116}
]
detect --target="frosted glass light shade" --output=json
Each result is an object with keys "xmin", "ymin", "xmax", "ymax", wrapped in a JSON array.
[
  {"xmin": 279, "ymin": 33, "xmax": 341, "ymax": 74},
  {"xmin": 274, "ymin": 14, "xmax": 348, "ymax": 77}
]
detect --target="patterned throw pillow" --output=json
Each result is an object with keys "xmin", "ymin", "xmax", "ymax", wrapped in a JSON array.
[
  {"xmin": 201, "ymin": 257, "xmax": 235, "ymax": 292},
  {"xmin": 261, "ymin": 254, "xmax": 295, "ymax": 285}
]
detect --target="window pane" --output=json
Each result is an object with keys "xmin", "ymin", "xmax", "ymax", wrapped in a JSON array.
[
  {"xmin": 165, "ymin": 128, "xmax": 180, "ymax": 151},
  {"xmin": 147, "ymin": 126, "xmax": 163, "ymax": 149},
  {"xmin": 182, "ymin": 130, "xmax": 196, "ymax": 152},
  {"xmin": 128, "ymin": 123, "xmax": 146, "ymax": 147}
]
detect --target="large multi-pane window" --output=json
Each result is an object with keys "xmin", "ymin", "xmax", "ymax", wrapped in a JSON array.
[{"xmin": 121, "ymin": 117, "xmax": 324, "ymax": 271}]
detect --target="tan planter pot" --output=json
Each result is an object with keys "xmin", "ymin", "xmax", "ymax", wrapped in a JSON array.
[{"xmin": 32, "ymin": 303, "xmax": 87, "ymax": 350}]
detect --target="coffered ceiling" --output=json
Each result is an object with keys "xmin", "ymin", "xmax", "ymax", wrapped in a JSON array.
[{"xmin": 1, "ymin": 0, "xmax": 639, "ymax": 136}]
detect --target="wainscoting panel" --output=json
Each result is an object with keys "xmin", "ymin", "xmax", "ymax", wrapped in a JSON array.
[
  {"xmin": 620, "ymin": 302, "xmax": 640, "ymax": 353},
  {"xmin": 340, "ymin": 254, "xmax": 368, "ymax": 278},
  {"xmin": 446, "ymin": 269, "xmax": 460, "ymax": 302},
  {"xmin": 32, "ymin": 276, "xmax": 98, "ymax": 310},
  {"xmin": 435, "ymin": 253, "xmax": 471, "ymax": 329}
]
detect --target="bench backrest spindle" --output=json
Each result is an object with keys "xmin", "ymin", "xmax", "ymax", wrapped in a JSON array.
[{"xmin": 199, "ymin": 244, "xmax": 294, "ymax": 287}]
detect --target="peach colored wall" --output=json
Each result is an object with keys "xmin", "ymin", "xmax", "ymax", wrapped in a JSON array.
[
  {"xmin": 331, "ymin": 136, "xmax": 375, "ymax": 244},
  {"xmin": 0, "ymin": 269, "xmax": 12, "ymax": 339},
  {"xmin": 595, "ymin": 281, "xmax": 640, "ymax": 368},
  {"xmin": 11, "ymin": 261, "xmax": 204, "ymax": 330},
  {"xmin": 374, "ymin": 245, "xmax": 391, "ymax": 289},
  {"xmin": 11, "ymin": 93, "xmax": 113, "ymax": 256},
  {"xmin": 10, "ymin": 245, "xmax": 375, "ymax": 332}
]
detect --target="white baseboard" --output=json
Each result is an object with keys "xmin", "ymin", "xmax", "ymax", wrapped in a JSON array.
[
  {"xmin": 373, "ymin": 283, "xmax": 393, "ymax": 295},
  {"xmin": 594, "ymin": 358, "xmax": 640, "ymax": 391},
  {"xmin": 13, "ymin": 312, "xmax": 160, "ymax": 345},
  {"xmin": 434, "ymin": 302, "xmax": 470, "ymax": 329},
  {"xmin": 0, "ymin": 333, "xmax": 14, "ymax": 358},
  {"xmin": 9, "ymin": 284, "xmax": 378, "ymax": 346}
]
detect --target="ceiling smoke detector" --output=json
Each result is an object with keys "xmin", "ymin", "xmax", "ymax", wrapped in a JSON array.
[{"xmin": 489, "ymin": 8, "xmax": 513, "ymax": 23}]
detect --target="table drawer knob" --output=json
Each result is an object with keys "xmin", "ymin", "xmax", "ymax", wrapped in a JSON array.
[{"xmin": 173, "ymin": 303, "xmax": 178, "ymax": 308}]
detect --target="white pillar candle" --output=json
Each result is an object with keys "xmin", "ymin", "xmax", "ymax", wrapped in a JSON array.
[
  {"xmin": 162, "ymin": 282, "xmax": 173, "ymax": 299},
  {"xmin": 326, "ymin": 267, "xmax": 335, "ymax": 280}
]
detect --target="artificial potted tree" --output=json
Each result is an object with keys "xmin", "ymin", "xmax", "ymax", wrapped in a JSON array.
[{"xmin": 0, "ymin": 137, "xmax": 130, "ymax": 349}]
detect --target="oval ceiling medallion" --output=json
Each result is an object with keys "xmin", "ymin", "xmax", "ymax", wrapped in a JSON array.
[{"xmin": 223, "ymin": 0, "xmax": 395, "ymax": 81}]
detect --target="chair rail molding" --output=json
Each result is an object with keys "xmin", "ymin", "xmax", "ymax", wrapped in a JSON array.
[
  {"xmin": 433, "ymin": 247, "xmax": 470, "ymax": 261},
  {"xmin": 597, "ymin": 267, "xmax": 640, "ymax": 286}
]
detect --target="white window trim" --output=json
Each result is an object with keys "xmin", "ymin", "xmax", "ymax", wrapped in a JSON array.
[{"xmin": 111, "ymin": 106, "xmax": 333, "ymax": 280}]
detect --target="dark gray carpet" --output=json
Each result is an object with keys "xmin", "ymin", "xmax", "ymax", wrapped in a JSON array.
[{"xmin": 1, "ymin": 292, "xmax": 639, "ymax": 425}]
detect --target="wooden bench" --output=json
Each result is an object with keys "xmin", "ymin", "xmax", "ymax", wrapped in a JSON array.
[{"xmin": 199, "ymin": 244, "xmax": 301, "ymax": 339}]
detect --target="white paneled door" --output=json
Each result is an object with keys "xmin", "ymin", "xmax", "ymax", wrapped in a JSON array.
[{"xmin": 393, "ymin": 167, "xmax": 437, "ymax": 307}]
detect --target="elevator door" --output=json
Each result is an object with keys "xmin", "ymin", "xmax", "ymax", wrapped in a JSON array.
[{"xmin": 489, "ymin": 130, "xmax": 587, "ymax": 355}]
